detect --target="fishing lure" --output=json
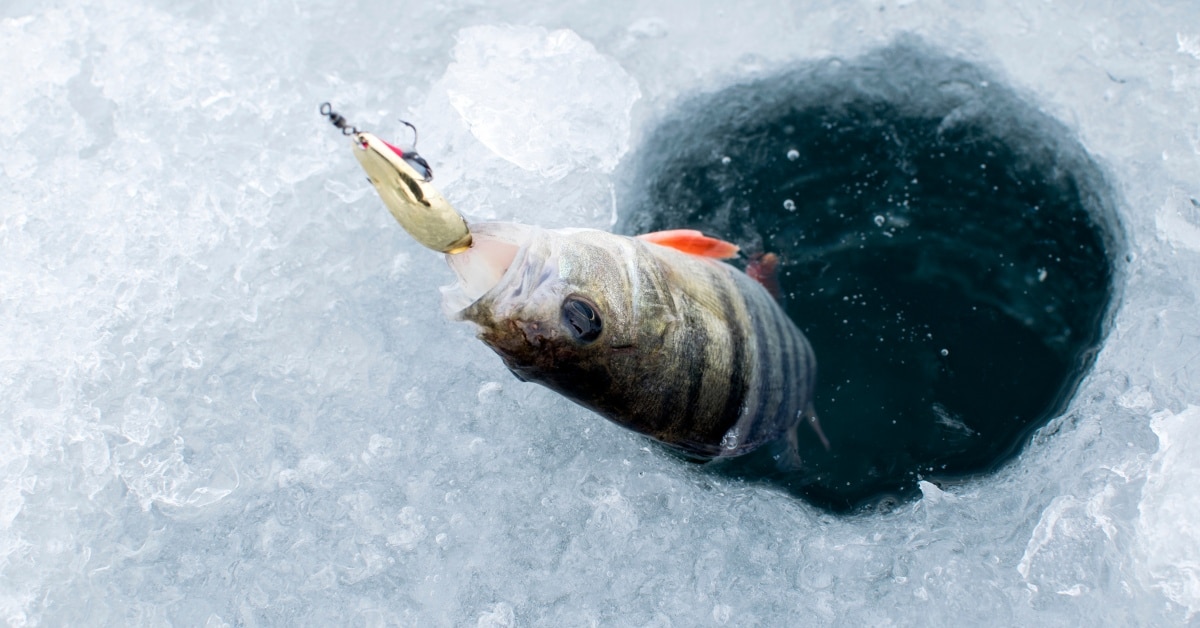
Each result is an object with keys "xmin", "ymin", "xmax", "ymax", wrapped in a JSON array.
[
  {"xmin": 321, "ymin": 103, "xmax": 472, "ymax": 254},
  {"xmin": 321, "ymin": 103, "xmax": 433, "ymax": 181}
]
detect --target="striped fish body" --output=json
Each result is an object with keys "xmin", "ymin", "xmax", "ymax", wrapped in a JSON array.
[{"xmin": 444, "ymin": 222, "xmax": 817, "ymax": 459}]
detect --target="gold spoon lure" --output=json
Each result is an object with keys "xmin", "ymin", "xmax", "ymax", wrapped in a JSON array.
[{"xmin": 321, "ymin": 102, "xmax": 472, "ymax": 255}]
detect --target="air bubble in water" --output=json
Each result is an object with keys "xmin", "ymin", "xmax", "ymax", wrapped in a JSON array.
[{"xmin": 783, "ymin": 199, "xmax": 796, "ymax": 211}]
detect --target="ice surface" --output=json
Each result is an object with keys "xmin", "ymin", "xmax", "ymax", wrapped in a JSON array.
[
  {"xmin": 444, "ymin": 25, "xmax": 641, "ymax": 179},
  {"xmin": 1137, "ymin": 406, "xmax": 1200, "ymax": 617},
  {"xmin": 2, "ymin": 0, "xmax": 1200, "ymax": 626}
]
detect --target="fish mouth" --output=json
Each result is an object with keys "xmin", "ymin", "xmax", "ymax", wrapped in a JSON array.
[{"xmin": 440, "ymin": 222, "xmax": 541, "ymax": 317}]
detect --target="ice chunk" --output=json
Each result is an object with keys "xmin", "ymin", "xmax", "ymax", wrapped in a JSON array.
[
  {"xmin": 1137, "ymin": 406, "xmax": 1200, "ymax": 617},
  {"xmin": 1180, "ymin": 33, "xmax": 1200, "ymax": 60},
  {"xmin": 0, "ymin": 483, "xmax": 23, "ymax": 530},
  {"xmin": 917, "ymin": 480, "xmax": 953, "ymax": 504},
  {"xmin": 476, "ymin": 602, "xmax": 515, "ymax": 628},
  {"xmin": 443, "ymin": 25, "xmax": 641, "ymax": 179},
  {"xmin": 0, "ymin": 11, "xmax": 82, "ymax": 137},
  {"xmin": 1157, "ymin": 188, "xmax": 1200, "ymax": 252}
]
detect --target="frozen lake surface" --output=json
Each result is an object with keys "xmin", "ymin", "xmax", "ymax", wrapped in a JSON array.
[{"xmin": 3, "ymin": 0, "xmax": 1200, "ymax": 625}]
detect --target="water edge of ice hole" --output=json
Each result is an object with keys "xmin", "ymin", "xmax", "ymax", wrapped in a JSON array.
[{"xmin": 617, "ymin": 41, "xmax": 1125, "ymax": 513}]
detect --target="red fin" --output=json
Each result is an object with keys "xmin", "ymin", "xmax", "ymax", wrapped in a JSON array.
[
  {"xmin": 746, "ymin": 252, "xmax": 783, "ymax": 300},
  {"xmin": 637, "ymin": 229, "xmax": 739, "ymax": 259}
]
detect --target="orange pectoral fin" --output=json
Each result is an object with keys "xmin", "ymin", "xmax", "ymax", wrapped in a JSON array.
[{"xmin": 637, "ymin": 229, "xmax": 740, "ymax": 259}]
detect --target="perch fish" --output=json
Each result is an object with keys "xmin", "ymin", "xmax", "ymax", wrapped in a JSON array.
[{"xmin": 322, "ymin": 104, "xmax": 822, "ymax": 458}]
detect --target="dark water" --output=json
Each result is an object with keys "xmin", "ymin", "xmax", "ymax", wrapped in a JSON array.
[{"xmin": 619, "ymin": 42, "xmax": 1122, "ymax": 512}]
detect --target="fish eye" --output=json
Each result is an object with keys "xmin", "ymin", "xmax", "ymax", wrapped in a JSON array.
[{"xmin": 561, "ymin": 296, "xmax": 602, "ymax": 343}]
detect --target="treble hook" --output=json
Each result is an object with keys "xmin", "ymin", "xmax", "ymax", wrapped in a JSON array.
[{"xmin": 320, "ymin": 102, "xmax": 358, "ymax": 136}]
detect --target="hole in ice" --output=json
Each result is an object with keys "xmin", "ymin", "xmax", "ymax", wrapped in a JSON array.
[{"xmin": 619, "ymin": 41, "xmax": 1123, "ymax": 513}]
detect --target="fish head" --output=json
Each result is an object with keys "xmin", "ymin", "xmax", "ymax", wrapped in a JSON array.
[{"xmin": 444, "ymin": 223, "xmax": 667, "ymax": 390}]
